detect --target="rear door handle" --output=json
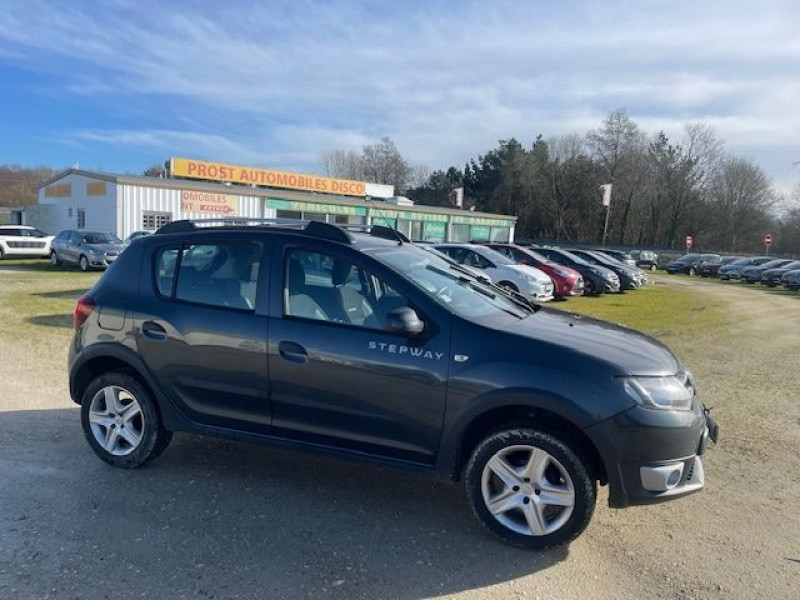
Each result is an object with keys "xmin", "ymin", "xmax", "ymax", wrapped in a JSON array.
[
  {"xmin": 142, "ymin": 321, "xmax": 167, "ymax": 341},
  {"xmin": 278, "ymin": 341, "xmax": 308, "ymax": 364}
]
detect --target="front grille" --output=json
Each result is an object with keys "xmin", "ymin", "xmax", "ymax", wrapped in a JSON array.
[{"xmin": 7, "ymin": 241, "xmax": 46, "ymax": 249}]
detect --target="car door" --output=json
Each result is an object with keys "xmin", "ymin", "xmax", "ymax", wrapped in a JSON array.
[
  {"xmin": 134, "ymin": 236, "xmax": 271, "ymax": 433},
  {"xmin": 66, "ymin": 231, "xmax": 84, "ymax": 264},
  {"xmin": 267, "ymin": 241, "xmax": 451, "ymax": 465}
]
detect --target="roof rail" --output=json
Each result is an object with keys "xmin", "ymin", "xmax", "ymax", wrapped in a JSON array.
[{"xmin": 155, "ymin": 217, "xmax": 353, "ymax": 244}]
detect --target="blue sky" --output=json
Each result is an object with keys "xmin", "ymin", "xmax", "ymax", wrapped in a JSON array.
[{"xmin": 1, "ymin": 0, "xmax": 798, "ymax": 192}]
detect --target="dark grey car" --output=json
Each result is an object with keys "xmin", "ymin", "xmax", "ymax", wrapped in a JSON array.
[
  {"xmin": 68, "ymin": 218, "xmax": 718, "ymax": 549},
  {"xmin": 50, "ymin": 230, "xmax": 127, "ymax": 271}
]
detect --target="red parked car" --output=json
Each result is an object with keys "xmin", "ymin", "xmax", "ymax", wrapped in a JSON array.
[{"xmin": 486, "ymin": 243, "xmax": 584, "ymax": 298}]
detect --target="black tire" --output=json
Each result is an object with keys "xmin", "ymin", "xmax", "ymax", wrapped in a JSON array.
[
  {"xmin": 0, "ymin": 246, "xmax": 5, "ymax": 260},
  {"xmin": 80, "ymin": 372, "xmax": 172, "ymax": 468},
  {"xmin": 464, "ymin": 426, "xmax": 596, "ymax": 550},
  {"xmin": 50, "ymin": 251, "xmax": 60, "ymax": 267},
  {"xmin": 688, "ymin": 267, "xmax": 697, "ymax": 276},
  {"xmin": 79, "ymin": 254, "xmax": 89, "ymax": 272},
  {"xmin": 498, "ymin": 281, "xmax": 519, "ymax": 293}
]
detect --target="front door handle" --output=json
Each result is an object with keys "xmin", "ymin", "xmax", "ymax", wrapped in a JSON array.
[
  {"xmin": 278, "ymin": 341, "xmax": 308, "ymax": 364},
  {"xmin": 142, "ymin": 321, "xmax": 167, "ymax": 341}
]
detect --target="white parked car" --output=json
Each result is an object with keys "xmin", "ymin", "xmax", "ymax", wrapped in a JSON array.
[
  {"xmin": 434, "ymin": 243, "xmax": 555, "ymax": 301},
  {"xmin": 0, "ymin": 225, "xmax": 54, "ymax": 259}
]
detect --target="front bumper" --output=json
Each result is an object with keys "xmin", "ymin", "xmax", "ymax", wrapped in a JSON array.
[
  {"xmin": 87, "ymin": 254, "xmax": 119, "ymax": 268},
  {"xmin": 585, "ymin": 401, "xmax": 716, "ymax": 508}
]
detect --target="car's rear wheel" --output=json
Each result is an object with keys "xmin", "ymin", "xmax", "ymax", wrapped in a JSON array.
[
  {"xmin": 650, "ymin": 264, "xmax": 657, "ymax": 271},
  {"xmin": 79, "ymin": 254, "xmax": 89, "ymax": 271},
  {"xmin": 50, "ymin": 251, "xmax": 60, "ymax": 267},
  {"xmin": 81, "ymin": 372, "xmax": 172, "ymax": 468},
  {"xmin": 465, "ymin": 427, "xmax": 596, "ymax": 549}
]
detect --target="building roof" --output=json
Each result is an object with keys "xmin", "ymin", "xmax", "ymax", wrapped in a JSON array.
[{"xmin": 39, "ymin": 168, "xmax": 516, "ymax": 222}]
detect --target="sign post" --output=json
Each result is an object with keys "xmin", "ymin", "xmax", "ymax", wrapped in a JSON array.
[
  {"xmin": 764, "ymin": 233, "xmax": 774, "ymax": 255},
  {"xmin": 685, "ymin": 235, "xmax": 694, "ymax": 251},
  {"xmin": 599, "ymin": 184, "xmax": 612, "ymax": 247}
]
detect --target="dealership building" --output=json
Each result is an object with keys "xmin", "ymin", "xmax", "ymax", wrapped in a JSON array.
[{"xmin": 29, "ymin": 157, "xmax": 516, "ymax": 243}]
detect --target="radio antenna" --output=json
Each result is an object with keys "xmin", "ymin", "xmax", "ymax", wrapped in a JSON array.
[{"xmin": 365, "ymin": 195, "xmax": 404, "ymax": 245}]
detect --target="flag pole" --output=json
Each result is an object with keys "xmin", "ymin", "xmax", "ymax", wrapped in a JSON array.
[{"xmin": 600, "ymin": 183, "xmax": 612, "ymax": 247}]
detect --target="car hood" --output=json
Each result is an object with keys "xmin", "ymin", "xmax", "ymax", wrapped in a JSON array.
[
  {"xmin": 764, "ymin": 267, "xmax": 791, "ymax": 276},
  {"xmin": 499, "ymin": 308, "xmax": 679, "ymax": 376},
  {"xmin": 83, "ymin": 243, "xmax": 126, "ymax": 253},
  {"xmin": 504, "ymin": 264, "xmax": 552, "ymax": 284}
]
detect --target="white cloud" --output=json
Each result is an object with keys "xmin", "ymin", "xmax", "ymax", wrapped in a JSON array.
[{"xmin": 0, "ymin": 0, "xmax": 797, "ymax": 185}]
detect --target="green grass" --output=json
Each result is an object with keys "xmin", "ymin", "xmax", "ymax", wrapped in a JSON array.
[
  {"xmin": 559, "ymin": 280, "xmax": 730, "ymax": 340},
  {"xmin": 0, "ymin": 259, "xmax": 99, "ymax": 346}
]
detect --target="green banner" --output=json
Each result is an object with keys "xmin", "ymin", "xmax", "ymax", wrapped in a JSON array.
[
  {"xmin": 452, "ymin": 215, "xmax": 515, "ymax": 227},
  {"xmin": 266, "ymin": 197, "xmax": 366, "ymax": 216},
  {"xmin": 372, "ymin": 207, "xmax": 448, "ymax": 222}
]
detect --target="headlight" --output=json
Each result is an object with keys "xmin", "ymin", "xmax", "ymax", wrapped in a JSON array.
[
  {"xmin": 88, "ymin": 248, "xmax": 104, "ymax": 256},
  {"xmin": 518, "ymin": 273, "xmax": 535, "ymax": 283},
  {"xmin": 623, "ymin": 372, "xmax": 695, "ymax": 411}
]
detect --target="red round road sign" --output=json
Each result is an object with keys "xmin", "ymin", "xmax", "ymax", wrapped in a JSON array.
[
  {"xmin": 685, "ymin": 235, "xmax": 694, "ymax": 249},
  {"xmin": 764, "ymin": 234, "xmax": 774, "ymax": 246}
]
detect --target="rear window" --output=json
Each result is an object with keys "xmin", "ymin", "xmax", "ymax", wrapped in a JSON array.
[{"xmin": 155, "ymin": 242, "xmax": 260, "ymax": 311}]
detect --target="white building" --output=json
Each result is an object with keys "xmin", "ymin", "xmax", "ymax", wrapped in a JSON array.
[{"xmin": 31, "ymin": 159, "xmax": 516, "ymax": 243}]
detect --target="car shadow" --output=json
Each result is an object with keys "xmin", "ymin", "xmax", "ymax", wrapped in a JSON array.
[
  {"xmin": 0, "ymin": 408, "xmax": 568, "ymax": 599},
  {"xmin": 33, "ymin": 288, "xmax": 89, "ymax": 300},
  {"xmin": 25, "ymin": 313, "xmax": 73, "ymax": 328}
]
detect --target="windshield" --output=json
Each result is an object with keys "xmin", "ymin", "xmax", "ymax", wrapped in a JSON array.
[
  {"xmin": 473, "ymin": 246, "xmax": 516, "ymax": 265},
  {"xmin": 82, "ymin": 232, "xmax": 122, "ymax": 244},
  {"xmin": 553, "ymin": 249, "xmax": 590, "ymax": 266},
  {"xmin": 369, "ymin": 245, "xmax": 530, "ymax": 319},
  {"xmin": 676, "ymin": 253, "xmax": 700, "ymax": 261}
]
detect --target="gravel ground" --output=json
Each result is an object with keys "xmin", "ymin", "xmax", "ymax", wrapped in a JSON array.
[{"xmin": 0, "ymin": 275, "xmax": 798, "ymax": 599}]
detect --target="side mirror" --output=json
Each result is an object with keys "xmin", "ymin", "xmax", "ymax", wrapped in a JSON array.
[{"xmin": 385, "ymin": 307, "xmax": 424, "ymax": 336}]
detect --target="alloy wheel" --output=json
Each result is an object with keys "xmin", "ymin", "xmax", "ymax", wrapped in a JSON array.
[
  {"xmin": 480, "ymin": 444, "xmax": 575, "ymax": 536},
  {"xmin": 88, "ymin": 386, "xmax": 145, "ymax": 456}
]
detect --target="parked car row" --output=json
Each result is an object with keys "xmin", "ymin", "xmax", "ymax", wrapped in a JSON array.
[
  {"xmin": 429, "ymin": 241, "xmax": 652, "ymax": 301},
  {"xmin": 665, "ymin": 252, "xmax": 800, "ymax": 291}
]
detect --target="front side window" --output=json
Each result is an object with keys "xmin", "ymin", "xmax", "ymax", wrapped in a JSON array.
[
  {"xmin": 156, "ymin": 242, "xmax": 260, "ymax": 311},
  {"xmin": 370, "ymin": 246, "xmax": 529, "ymax": 320},
  {"xmin": 283, "ymin": 249, "xmax": 409, "ymax": 329}
]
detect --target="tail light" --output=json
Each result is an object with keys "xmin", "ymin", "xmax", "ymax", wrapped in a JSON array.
[{"xmin": 73, "ymin": 296, "xmax": 95, "ymax": 330}]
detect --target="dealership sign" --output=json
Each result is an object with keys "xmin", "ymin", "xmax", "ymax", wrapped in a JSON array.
[
  {"xmin": 171, "ymin": 157, "xmax": 367, "ymax": 197},
  {"xmin": 180, "ymin": 190, "xmax": 238, "ymax": 215}
]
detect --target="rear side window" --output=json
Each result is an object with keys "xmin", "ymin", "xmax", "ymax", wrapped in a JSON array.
[{"xmin": 155, "ymin": 242, "xmax": 260, "ymax": 311}]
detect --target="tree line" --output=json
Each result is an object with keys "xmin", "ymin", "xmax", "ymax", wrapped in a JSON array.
[
  {"xmin": 324, "ymin": 110, "xmax": 799, "ymax": 256},
  {"xmin": 0, "ymin": 165, "xmax": 55, "ymax": 207}
]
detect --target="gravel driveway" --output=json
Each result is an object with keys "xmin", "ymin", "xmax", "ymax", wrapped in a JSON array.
[{"xmin": 0, "ymin": 275, "xmax": 798, "ymax": 599}]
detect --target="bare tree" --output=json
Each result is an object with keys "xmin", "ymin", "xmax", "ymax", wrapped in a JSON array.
[
  {"xmin": 320, "ymin": 149, "xmax": 364, "ymax": 180},
  {"xmin": 361, "ymin": 137, "xmax": 411, "ymax": 192}
]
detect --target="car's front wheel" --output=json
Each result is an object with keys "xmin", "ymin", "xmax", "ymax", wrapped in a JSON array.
[
  {"xmin": 650, "ymin": 264, "xmax": 657, "ymax": 271},
  {"xmin": 79, "ymin": 254, "xmax": 90, "ymax": 271},
  {"xmin": 465, "ymin": 427, "xmax": 596, "ymax": 549},
  {"xmin": 50, "ymin": 251, "xmax": 60, "ymax": 267},
  {"xmin": 688, "ymin": 266, "xmax": 697, "ymax": 276},
  {"xmin": 81, "ymin": 372, "xmax": 172, "ymax": 468}
]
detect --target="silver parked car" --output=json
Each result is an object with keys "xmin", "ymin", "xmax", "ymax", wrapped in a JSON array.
[{"xmin": 50, "ymin": 230, "xmax": 127, "ymax": 271}]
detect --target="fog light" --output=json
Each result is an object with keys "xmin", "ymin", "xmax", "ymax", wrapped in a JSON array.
[{"xmin": 640, "ymin": 463, "xmax": 685, "ymax": 492}]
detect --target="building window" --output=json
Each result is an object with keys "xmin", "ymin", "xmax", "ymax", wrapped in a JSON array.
[
  {"xmin": 450, "ymin": 223, "xmax": 470, "ymax": 242},
  {"xmin": 142, "ymin": 211, "xmax": 173, "ymax": 231},
  {"xmin": 302, "ymin": 212, "xmax": 327, "ymax": 223},
  {"xmin": 68, "ymin": 208, "xmax": 73, "ymax": 218},
  {"xmin": 490, "ymin": 227, "xmax": 510, "ymax": 242},
  {"xmin": 77, "ymin": 208, "xmax": 86, "ymax": 229}
]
